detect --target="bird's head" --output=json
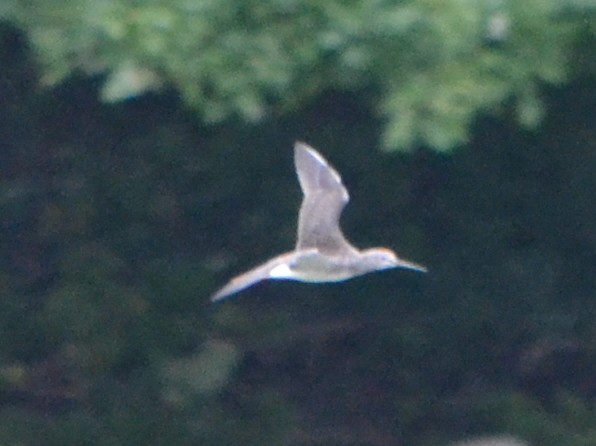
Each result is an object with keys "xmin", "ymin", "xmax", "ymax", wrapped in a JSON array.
[{"xmin": 361, "ymin": 248, "xmax": 427, "ymax": 273}]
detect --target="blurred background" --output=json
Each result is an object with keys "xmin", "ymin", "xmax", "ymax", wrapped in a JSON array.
[{"xmin": 0, "ymin": 1, "xmax": 594, "ymax": 445}]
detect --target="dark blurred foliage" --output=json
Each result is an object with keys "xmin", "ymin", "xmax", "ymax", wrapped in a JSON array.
[{"xmin": 1, "ymin": 23, "xmax": 595, "ymax": 446}]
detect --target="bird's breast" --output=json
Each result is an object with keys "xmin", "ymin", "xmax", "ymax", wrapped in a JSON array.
[{"xmin": 286, "ymin": 254, "xmax": 360, "ymax": 283}]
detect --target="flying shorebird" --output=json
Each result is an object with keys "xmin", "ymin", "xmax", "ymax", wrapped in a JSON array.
[{"xmin": 211, "ymin": 142, "xmax": 427, "ymax": 301}]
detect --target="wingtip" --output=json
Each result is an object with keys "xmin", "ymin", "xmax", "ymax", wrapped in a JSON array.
[
  {"xmin": 294, "ymin": 140, "xmax": 310, "ymax": 150},
  {"xmin": 210, "ymin": 291, "xmax": 225, "ymax": 303},
  {"xmin": 210, "ymin": 285, "xmax": 240, "ymax": 303},
  {"xmin": 210, "ymin": 284, "xmax": 235, "ymax": 302},
  {"xmin": 210, "ymin": 294, "xmax": 222, "ymax": 303},
  {"xmin": 294, "ymin": 141, "xmax": 314, "ymax": 158},
  {"xmin": 294, "ymin": 141, "xmax": 334, "ymax": 170}
]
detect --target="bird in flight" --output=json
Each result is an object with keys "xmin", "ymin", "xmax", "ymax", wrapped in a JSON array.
[{"xmin": 211, "ymin": 142, "xmax": 426, "ymax": 301}]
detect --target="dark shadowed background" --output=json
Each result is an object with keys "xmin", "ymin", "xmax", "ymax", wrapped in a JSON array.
[{"xmin": 0, "ymin": 2, "xmax": 595, "ymax": 445}]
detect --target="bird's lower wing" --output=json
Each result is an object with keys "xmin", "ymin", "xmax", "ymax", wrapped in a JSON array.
[{"xmin": 210, "ymin": 257, "xmax": 286, "ymax": 302}]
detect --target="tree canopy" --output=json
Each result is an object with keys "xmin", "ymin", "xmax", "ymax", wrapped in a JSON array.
[{"xmin": 1, "ymin": 0, "xmax": 594, "ymax": 150}]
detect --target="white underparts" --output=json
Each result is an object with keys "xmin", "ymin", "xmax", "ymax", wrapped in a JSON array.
[{"xmin": 269, "ymin": 263, "xmax": 294, "ymax": 279}]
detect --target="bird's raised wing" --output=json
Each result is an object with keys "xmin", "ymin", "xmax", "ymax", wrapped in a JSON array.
[{"xmin": 294, "ymin": 142, "xmax": 356, "ymax": 256}]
